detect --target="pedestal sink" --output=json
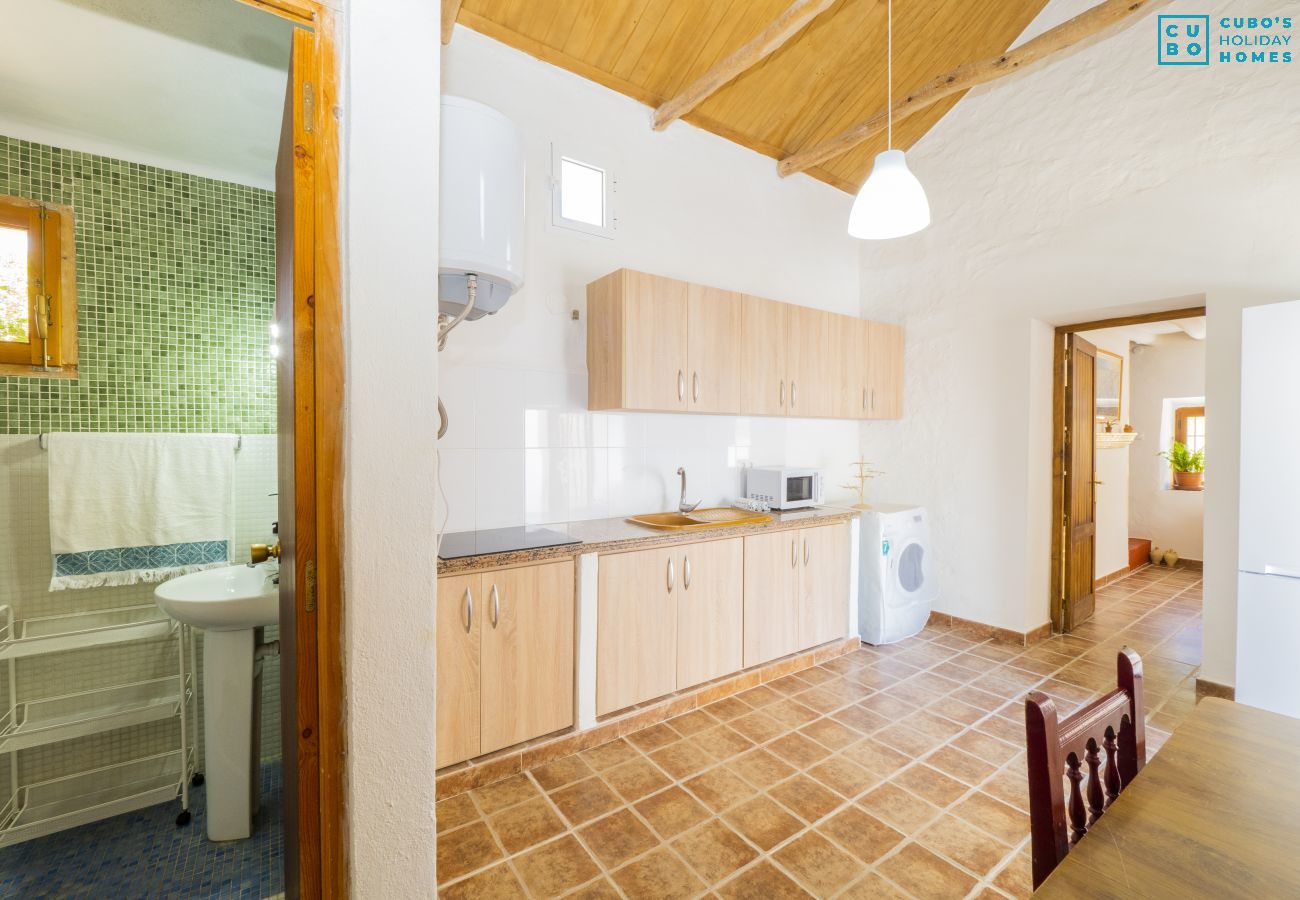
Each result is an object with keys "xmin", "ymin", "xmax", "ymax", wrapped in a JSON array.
[{"xmin": 155, "ymin": 564, "xmax": 278, "ymax": 842}]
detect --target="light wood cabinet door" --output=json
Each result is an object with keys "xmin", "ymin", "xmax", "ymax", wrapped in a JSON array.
[
  {"xmin": 786, "ymin": 304, "xmax": 832, "ymax": 418},
  {"xmin": 480, "ymin": 560, "xmax": 575, "ymax": 755},
  {"xmin": 687, "ymin": 284, "xmax": 744, "ymax": 414},
  {"xmin": 832, "ymin": 315, "xmax": 872, "ymax": 419},
  {"xmin": 740, "ymin": 295, "xmax": 788, "ymax": 416},
  {"xmin": 436, "ymin": 573, "xmax": 481, "ymax": 768},
  {"xmin": 676, "ymin": 538, "xmax": 744, "ymax": 690},
  {"xmin": 742, "ymin": 529, "xmax": 801, "ymax": 667},
  {"xmin": 866, "ymin": 321, "xmax": 903, "ymax": 419},
  {"xmin": 597, "ymin": 547, "xmax": 679, "ymax": 715},
  {"xmin": 798, "ymin": 523, "xmax": 850, "ymax": 650},
  {"xmin": 619, "ymin": 270, "xmax": 691, "ymax": 411}
]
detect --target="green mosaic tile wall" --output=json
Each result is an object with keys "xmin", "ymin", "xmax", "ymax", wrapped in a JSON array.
[{"xmin": 0, "ymin": 135, "xmax": 275, "ymax": 434}]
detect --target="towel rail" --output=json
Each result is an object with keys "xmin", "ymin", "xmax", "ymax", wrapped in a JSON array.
[{"xmin": 36, "ymin": 434, "xmax": 242, "ymax": 451}]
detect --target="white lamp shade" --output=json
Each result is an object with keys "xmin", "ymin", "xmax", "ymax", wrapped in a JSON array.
[{"xmin": 847, "ymin": 149, "xmax": 930, "ymax": 240}]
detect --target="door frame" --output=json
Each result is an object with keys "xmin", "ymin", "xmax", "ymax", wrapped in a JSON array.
[
  {"xmin": 1050, "ymin": 305, "xmax": 1206, "ymax": 632},
  {"xmin": 237, "ymin": 1, "xmax": 344, "ymax": 896}
]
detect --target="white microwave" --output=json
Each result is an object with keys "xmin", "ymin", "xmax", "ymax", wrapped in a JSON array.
[{"xmin": 745, "ymin": 467, "xmax": 823, "ymax": 510}]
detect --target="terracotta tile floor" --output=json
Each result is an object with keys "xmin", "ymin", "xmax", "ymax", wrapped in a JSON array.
[{"xmin": 437, "ymin": 564, "xmax": 1203, "ymax": 898}]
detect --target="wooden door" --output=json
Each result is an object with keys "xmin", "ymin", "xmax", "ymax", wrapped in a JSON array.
[
  {"xmin": 832, "ymin": 315, "xmax": 872, "ymax": 418},
  {"xmin": 435, "ymin": 574, "xmax": 481, "ymax": 767},
  {"xmin": 687, "ymin": 284, "xmax": 743, "ymax": 413},
  {"xmin": 274, "ymin": 31, "xmax": 317, "ymax": 899},
  {"xmin": 740, "ymin": 295, "xmax": 788, "ymax": 415},
  {"xmin": 676, "ymin": 538, "xmax": 744, "ymax": 690},
  {"xmin": 481, "ymin": 561, "xmax": 575, "ymax": 753},
  {"xmin": 597, "ymin": 548, "xmax": 678, "ymax": 715},
  {"xmin": 866, "ymin": 321, "xmax": 903, "ymax": 419},
  {"xmin": 798, "ymin": 523, "xmax": 850, "ymax": 649},
  {"xmin": 1060, "ymin": 335, "xmax": 1098, "ymax": 630},
  {"xmin": 742, "ymin": 530, "xmax": 800, "ymax": 667},
  {"xmin": 622, "ymin": 270, "xmax": 689, "ymax": 411},
  {"xmin": 787, "ymin": 304, "xmax": 831, "ymax": 417}
]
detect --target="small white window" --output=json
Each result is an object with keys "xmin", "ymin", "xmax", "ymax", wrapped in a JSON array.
[{"xmin": 551, "ymin": 146, "xmax": 616, "ymax": 238}]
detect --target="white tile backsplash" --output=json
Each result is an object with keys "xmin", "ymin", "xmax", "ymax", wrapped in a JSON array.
[{"xmin": 436, "ymin": 365, "xmax": 862, "ymax": 532}]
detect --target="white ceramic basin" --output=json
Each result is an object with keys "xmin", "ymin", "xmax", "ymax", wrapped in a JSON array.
[{"xmin": 154, "ymin": 564, "xmax": 278, "ymax": 631}]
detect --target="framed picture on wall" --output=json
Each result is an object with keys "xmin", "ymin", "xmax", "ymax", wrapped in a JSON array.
[{"xmin": 1095, "ymin": 348, "xmax": 1123, "ymax": 425}]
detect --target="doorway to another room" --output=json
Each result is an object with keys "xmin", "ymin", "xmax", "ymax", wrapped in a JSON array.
[{"xmin": 1050, "ymin": 305, "xmax": 1207, "ymax": 634}]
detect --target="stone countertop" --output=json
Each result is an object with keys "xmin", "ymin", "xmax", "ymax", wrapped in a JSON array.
[{"xmin": 436, "ymin": 506, "xmax": 858, "ymax": 576}]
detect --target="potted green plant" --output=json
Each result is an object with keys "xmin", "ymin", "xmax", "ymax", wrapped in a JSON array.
[{"xmin": 1160, "ymin": 441, "xmax": 1205, "ymax": 491}]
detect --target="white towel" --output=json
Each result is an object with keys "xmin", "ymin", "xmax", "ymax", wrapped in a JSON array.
[{"xmin": 47, "ymin": 433, "xmax": 239, "ymax": 589}]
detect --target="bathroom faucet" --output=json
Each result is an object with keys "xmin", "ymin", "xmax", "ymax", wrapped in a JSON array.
[{"xmin": 677, "ymin": 467, "xmax": 700, "ymax": 514}]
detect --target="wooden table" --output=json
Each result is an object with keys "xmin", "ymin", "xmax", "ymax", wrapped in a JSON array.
[{"xmin": 1037, "ymin": 698, "xmax": 1300, "ymax": 897}]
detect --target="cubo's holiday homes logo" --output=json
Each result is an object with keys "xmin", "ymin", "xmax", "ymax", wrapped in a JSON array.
[{"xmin": 1158, "ymin": 14, "xmax": 1294, "ymax": 66}]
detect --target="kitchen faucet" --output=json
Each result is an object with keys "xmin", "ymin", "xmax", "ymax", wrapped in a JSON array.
[{"xmin": 677, "ymin": 467, "xmax": 700, "ymax": 514}]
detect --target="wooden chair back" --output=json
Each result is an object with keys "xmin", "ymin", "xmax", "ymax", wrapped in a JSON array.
[{"xmin": 1025, "ymin": 647, "xmax": 1146, "ymax": 889}]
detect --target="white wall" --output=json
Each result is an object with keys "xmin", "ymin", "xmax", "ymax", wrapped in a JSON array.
[
  {"xmin": 437, "ymin": 29, "xmax": 862, "ymax": 534},
  {"xmin": 1077, "ymin": 328, "xmax": 1132, "ymax": 580},
  {"xmin": 858, "ymin": 0, "xmax": 1300, "ymax": 661},
  {"xmin": 342, "ymin": 0, "xmax": 441, "ymax": 895},
  {"xmin": 1129, "ymin": 333, "xmax": 1205, "ymax": 560}
]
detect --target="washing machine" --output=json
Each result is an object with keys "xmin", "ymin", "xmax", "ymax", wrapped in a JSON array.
[{"xmin": 859, "ymin": 504, "xmax": 937, "ymax": 645}]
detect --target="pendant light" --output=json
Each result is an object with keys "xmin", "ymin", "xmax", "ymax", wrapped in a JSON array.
[{"xmin": 848, "ymin": 0, "xmax": 930, "ymax": 240}]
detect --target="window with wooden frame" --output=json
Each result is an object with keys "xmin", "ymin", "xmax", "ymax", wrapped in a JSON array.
[
  {"xmin": 1174, "ymin": 405, "xmax": 1205, "ymax": 456},
  {"xmin": 0, "ymin": 195, "xmax": 77, "ymax": 375}
]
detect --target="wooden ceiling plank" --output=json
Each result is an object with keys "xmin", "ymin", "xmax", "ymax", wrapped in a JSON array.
[
  {"xmin": 459, "ymin": 8, "xmax": 665, "ymax": 106},
  {"xmin": 603, "ymin": 0, "xmax": 674, "ymax": 77},
  {"xmin": 653, "ymin": 0, "xmax": 838, "ymax": 130},
  {"xmin": 441, "ymin": 0, "xmax": 463, "ymax": 43},
  {"xmin": 778, "ymin": 0, "xmax": 1171, "ymax": 177}
]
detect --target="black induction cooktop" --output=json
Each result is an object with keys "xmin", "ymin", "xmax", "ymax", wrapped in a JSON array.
[{"xmin": 437, "ymin": 526, "xmax": 582, "ymax": 560}]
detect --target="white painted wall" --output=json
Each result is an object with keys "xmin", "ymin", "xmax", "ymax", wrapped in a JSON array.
[
  {"xmin": 437, "ymin": 29, "xmax": 862, "ymax": 534},
  {"xmin": 858, "ymin": 0, "xmax": 1300, "ymax": 674},
  {"xmin": 1077, "ymin": 328, "xmax": 1132, "ymax": 580},
  {"xmin": 342, "ymin": 0, "xmax": 440, "ymax": 895},
  {"xmin": 1129, "ymin": 333, "xmax": 1205, "ymax": 561}
]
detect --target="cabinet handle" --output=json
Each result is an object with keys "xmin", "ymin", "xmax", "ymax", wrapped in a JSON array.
[
  {"xmin": 791, "ymin": 538, "xmax": 797, "ymax": 569},
  {"xmin": 803, "ymin": 539, "xmax": 810, "ymax": 566},
  {"xmin": 870, "ymin": 388, "xmax": 876, "ymax": 411},
  {"xmin": 779, "ymin": 380, "xmax": 785, "ymax": 407},
  {"xmin": 678, "ymin": 370, "xmax": 686, "ymax": 401},
  {"xmin": 464, "ymin": 587, "xmax": 473, "ymax": 632},
  {"xmin": 667, "ymin": 558, "xmax": 675, "ymax": 593},
  {"xmin": 862, "ymin": 387, "xmax": 867, "ymax": 410},
  {"xmin": 684, "ymin": 554, "xmax": 692, "ymax": 590},
  {"xmin": 692, "ymin": 371, "xmax": 700, "ymax": 402},
  {"xmin": 490, "ymin": 583, "xmax": 500, "ymax": 627},
  {"xmin": 791, "ymin": 381, "xmax": 797, "ymax": 408}
]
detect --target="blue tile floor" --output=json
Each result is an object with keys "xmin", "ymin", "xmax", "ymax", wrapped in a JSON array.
[{"xmin": 0, "ymin": 761, "xmax": 283, "ymax": 898}]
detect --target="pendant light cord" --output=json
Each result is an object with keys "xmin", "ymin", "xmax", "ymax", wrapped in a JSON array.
[{"xmin": 887, "ymin": 0, "xmax": 893, "ymax": 150}]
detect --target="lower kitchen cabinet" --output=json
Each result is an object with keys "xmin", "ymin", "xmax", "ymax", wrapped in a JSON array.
[
  {"xmin": 744, "ymin": 523, "xmax": 850, "ymax": 668},
  {"xmin": 436, "ymin": 572, "xmax": 481, "ymax": 769},
  {"xmin": 676, "ymin": 538, "xmax": 744, "ymax": 690},
  {"xmin": 742, "ymin": 529, "xmax": 801, "ymax": 667},
  {"xmin": 597, "ymin": 537, "xmax": 745, "ymax": 714},
  {"xmin": 436, "ymin": 559, "xmax": 575, "ymax": 768},
  {"xmin": 596, "ymin": 546, "xmax": 678, "ymax": 716},
  {"xmin": 799, "ymin": 522, "xmax": 850, "ymax": 649}
]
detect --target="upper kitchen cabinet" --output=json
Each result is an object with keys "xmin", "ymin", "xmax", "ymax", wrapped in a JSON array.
[
  {"xmin": 687, "ymin": 283, "xmax": 744, "ymax": 414},
  {"xmin": 785, "ymin": 303, "xmax": 832, "ymax": 418},
  {"xmin": 739, "ymin": 295, "xmax": 787, "ymax": 416},
  {"xmin": 588, "ymin": 269, "xmax": 690, "ymax": 412},
  {"xmin": 586, "ymin": 268, "xmax": 902, "ymax": 419},
  {"xmin": 866, "ymin": 321, "xmax": 904, "ymax": 419}
]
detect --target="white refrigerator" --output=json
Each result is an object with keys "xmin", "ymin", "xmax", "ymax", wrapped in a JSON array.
[{"xmin": 1236, "ymin": 299, "xmax": 1300, "ymax": 718}]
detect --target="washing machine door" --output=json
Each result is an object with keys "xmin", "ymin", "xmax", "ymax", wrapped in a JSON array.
[{"xmin": 889, "ymin": 536, "xmax": 932, "ymax": 608}]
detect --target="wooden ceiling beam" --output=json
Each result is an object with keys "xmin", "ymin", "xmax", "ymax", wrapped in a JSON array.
[
  {"xmin": 653, "ymin": 0, "xmax": 837, "ymax": 131},
  {"xmin": 777, "ymin": 0, "xmax": 1170, "ymax": 178},
  {"xmin": 442, "ymin": 0, "xmax": 463, "ymax": 44}
]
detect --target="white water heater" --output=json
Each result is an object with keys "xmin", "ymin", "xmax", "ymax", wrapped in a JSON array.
[{"xmin": 439, "ymin": 96, "xmax": 526, "ymax": 319}]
